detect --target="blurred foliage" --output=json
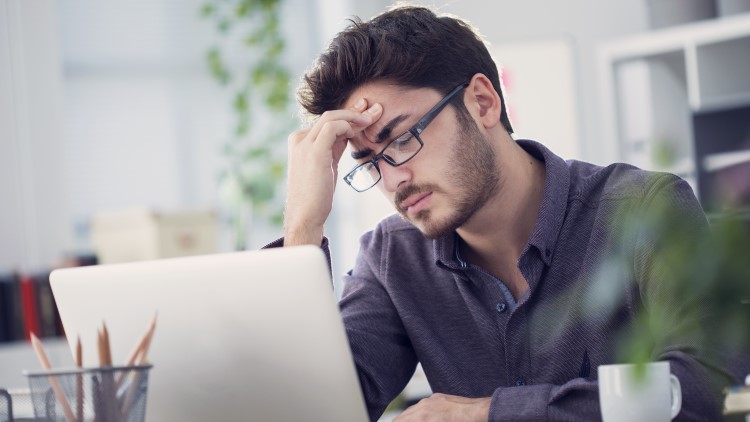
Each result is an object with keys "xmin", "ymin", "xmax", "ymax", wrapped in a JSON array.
[
  {"xmin": 201, "ymin": 0, "xmax": 292, "ymax": 249},
  {"xmin": 651, "ymin": 138, "xmax": 677, "ymax": 169},
  {"xmin": 602, "ymin": 180, "xmax": 750, "ymax": 375}
]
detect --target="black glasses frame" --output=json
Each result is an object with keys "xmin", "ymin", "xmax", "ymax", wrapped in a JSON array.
[{"xmin": 343, "ymin": 82, "xmax": 469, "ymax": 192}]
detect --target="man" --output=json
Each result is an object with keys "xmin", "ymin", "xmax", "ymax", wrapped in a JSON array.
[{"xmin": 277, "ymin": 6, "xmax": 731, "ymax": 421}]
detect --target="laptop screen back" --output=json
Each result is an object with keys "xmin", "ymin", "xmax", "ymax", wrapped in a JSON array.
[{"xmin": 50, "ymin": 246, "xmax": 368, "ymax": 421}]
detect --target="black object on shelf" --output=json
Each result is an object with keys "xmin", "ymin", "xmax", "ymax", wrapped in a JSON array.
[
  {"xmin": 0, "ymin": 271, "xmax": 66, "ymax": 344},
  {"xmin": 0, "ymin": 274, "xmax": 24, "ymax": 344},
  {"xmin": 692, "ymin": 103, "xmax": 750, "ymax": 215}
]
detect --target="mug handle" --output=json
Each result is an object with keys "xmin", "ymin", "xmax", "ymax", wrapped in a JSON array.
[{"xmin": 669, "ymin": 374, "xmax": 682, "ymax": 419}]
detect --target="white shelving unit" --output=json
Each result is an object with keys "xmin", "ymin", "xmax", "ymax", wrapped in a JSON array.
[{"xmin": 598, "ymin": 13, "xmax": 750, "ymax": 199}]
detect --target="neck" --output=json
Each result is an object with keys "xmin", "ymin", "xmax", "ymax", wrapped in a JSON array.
[{"xmin": 457, "ymin": 136, "xmax": 546, "ymax": 274}]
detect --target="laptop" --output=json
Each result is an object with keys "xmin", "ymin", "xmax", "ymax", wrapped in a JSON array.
[{"xmin": 50, "ymin": 246, "xmax": 369, "ymax": 421}]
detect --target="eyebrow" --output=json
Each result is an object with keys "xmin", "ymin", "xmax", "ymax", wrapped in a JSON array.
[{"xmin": 350, "ymin": 114, "xmax": 411, "ymax": 160}]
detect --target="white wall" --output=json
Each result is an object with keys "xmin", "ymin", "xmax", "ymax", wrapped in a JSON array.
[
  {"xmin": 0, "ymin": 0, "xmax": 67, "ymax": 273},
  {"xmin": 420, "ymin": 0, "xmax": 650, "ymax": 165},
  {"xmin": 0, "ymin": 0, "xmax": 325, "ymax": 274}
]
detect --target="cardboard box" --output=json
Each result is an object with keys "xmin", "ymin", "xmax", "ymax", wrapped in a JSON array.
[{"xmin": 91, "ymin": 210, "xmax": 217, "ymax": 264}]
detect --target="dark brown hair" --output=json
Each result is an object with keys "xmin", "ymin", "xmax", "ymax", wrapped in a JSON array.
[{"xmin": 298, "ymin": 6, "xmax": 513, "ymax": 133}]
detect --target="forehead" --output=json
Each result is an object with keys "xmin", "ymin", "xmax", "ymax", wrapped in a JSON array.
[{"xmin": 343, "ymin": 82, "xmax": 441, "ymax": 149}]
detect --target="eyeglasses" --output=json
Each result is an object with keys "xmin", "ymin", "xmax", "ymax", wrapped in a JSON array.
[{"xmin": 343, "ymin": 82, "xmax": 469, "ymax": 192}]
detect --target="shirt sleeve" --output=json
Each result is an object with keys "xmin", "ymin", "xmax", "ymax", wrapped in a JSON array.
[
  {"xmin": 486, "ymin": 351, "xmax": 723, "ymax": 421},
  {"xmin": 339, "ymin": 230, "xmax": 419, "ymax": 422},
  {"xmin": 627, "ymin": 175, "xmax": 732, "ymax": 420},
  {"xmin": 489, "ymin": 175, "xmax": 736, "ymax": 421},
  {"xmin": 484, "ymin": 175, "xmax": 731, "ymax": 422}
]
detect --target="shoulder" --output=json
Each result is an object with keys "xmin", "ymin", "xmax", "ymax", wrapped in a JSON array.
[
  {"xmin": 355, "ymin": 214, "xmax": 434, "ymax": 274},
  {"xmin": 566, "ymin": 160, "xmax": 694, "ymax": 207}
]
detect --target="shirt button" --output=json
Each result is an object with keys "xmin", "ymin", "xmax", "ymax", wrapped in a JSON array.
[
  {"xmin": 515, "ymin": 378, "xmax": 526, "ymax": 386},
  {"xmin": 496, "ymin": 303, "xmax": 507, "ymax": 313},
  {"xmin": 545, "ymin": 248, "xmax": 551, "ymax": 258}
]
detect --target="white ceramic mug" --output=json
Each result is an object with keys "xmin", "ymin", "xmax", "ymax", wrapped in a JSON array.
[{"xmin": 598, "ymin": 361, "xmax": 682, "ymax": 422}]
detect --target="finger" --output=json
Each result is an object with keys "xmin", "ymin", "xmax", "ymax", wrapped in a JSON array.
[
  {"xmin": 352, "ymin": 97, "xmax": 368, "ymax": 112},
  {"xmin": 308, "ymin": 103, "xmax": 382, "ymax": 141},
  {"xmin": 314, "ymin": 120, "xmax": 357, "ymax": 158},
  {"xmin": 331, "ymin": 136, "xmax": 348, "ymax": 169},
  {"xmin": 393, "ymin": 404, "xmax": 416, "ymax": 421},
  {"xmin": 352, "ymin": 103, "xmax": 382, "ymax": 127},
  {"xmin": 306, "ymin": 109, "xmax": 363, "ymax": 140}
]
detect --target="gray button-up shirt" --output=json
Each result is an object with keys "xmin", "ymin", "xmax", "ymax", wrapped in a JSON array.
[
  {"xmin": 270, "ymin": 139, "xmax": 729, "ymax": 421},
  {"xmin": 338, "ymin": 140, "xmax": 728, "ymax": 421}
]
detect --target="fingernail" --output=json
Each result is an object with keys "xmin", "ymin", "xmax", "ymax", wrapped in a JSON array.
[
  {"xmin": 366, "ymin": 103, "xmax": 381, "ymax": 114},
  {"xmin": 354, "ymin": 98, "xmax": 366, "ymax": 110}
]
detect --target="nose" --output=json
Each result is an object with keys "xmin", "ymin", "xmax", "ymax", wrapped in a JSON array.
[{"xmin": 378, "ymin": 160, "xmax": 412, "ymax": 193}]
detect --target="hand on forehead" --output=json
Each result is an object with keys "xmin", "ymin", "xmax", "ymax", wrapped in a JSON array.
[{"xmin": 343, "ymin": 83, "xmax": 433, "ymax": 151}]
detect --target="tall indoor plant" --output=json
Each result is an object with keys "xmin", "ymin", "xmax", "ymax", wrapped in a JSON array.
[{"xmin": 201, "ymin": 0, "xmax": 293, "ymax": 250}]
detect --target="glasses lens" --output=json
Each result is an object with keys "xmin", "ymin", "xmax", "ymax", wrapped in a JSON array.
[
  {"xmin": 348, "ymin": 163, "xmax": 381, "ymax": 191},
  {"xmin": 382, "ymin": 132, "xmax": 422, "ymax": 165}
]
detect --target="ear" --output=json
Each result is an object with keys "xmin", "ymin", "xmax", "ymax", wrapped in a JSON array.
[{"xmin": 464, "ymin": 73, "xmax": 502, "ymax": 130}]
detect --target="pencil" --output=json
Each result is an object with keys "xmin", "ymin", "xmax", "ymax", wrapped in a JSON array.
[
  {"xmin": 121, "ymin": 314, "xmax": 158, "ymax": 418},
  {"xmin": 101, "ymin": 323, "xmax": 112, "ymax": 366},
  {"xmin": 115, "ymin": 313, "xmax": 157, "ymax": 389},
  {"xmin": 100, "ymin": 323, "xmax": 119, "ymax": 422},
  {"xmin": 136, "ymin": 320, "xmax": 156, "ymax": 364},
  {"xmin": 30, "ymin": 333, "xmax": 77, "ymax": 422},
  {"xmin": 123, "ymin": 313, "xmax": 157, "ymax": 366},
  {"xmin": 75, "ymin": 336, "xmax": 83, "ymax": 422}
]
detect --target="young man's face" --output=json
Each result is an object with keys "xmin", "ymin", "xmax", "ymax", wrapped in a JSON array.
[{"xmin": 343, "ymin": 81, "xmax": 500, "ymax": 239}]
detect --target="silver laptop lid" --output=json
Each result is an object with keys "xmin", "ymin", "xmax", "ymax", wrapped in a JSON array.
[{"xmin": 50, "ymin": 246, "xmax": 368, "ymax": 422}]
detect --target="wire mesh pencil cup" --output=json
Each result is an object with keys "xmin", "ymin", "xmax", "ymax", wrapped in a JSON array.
[{"xmin": 25, "ymin": 364, "xmax": 152, "ymax": 422}]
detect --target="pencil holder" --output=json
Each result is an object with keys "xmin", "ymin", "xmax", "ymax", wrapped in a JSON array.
[{"xmin": 24, "ymin": 364, "xmax": 152, "ymax": 422}]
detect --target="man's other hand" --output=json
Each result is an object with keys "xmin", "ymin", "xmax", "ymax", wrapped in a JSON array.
[{"xmin": 394, "ymin": 393, "xmax": 491, "ymax": 421}]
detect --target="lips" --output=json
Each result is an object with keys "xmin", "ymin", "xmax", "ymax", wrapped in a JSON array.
[
  {"xmin": 400, "ymin": 192, "xmax": 428, "ymax": 209},
  {"xmin": 399, "ymin": 192, "xmax": 432, "ymax": 216}
]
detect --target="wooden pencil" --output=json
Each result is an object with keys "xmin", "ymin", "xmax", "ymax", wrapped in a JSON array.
[
  {"xmin": 115, "ymin": 313, "xmax": 157, "ymax": 390},
  {"xmin": 100, "ymin": 323, "xmax": 119, "ymax": 422},
  {"xmin": 120, "ymin": 314, "xmax": 158, "ymax": 418},
  {"xmin": 75, "ymin": 336, "xmax": 84, "ymax": 422},
  {"xmin": 30, "ymin": 333, "xmax": 77, "ymax": 422},
  {"xmin": 101, "ymin": 323, "xmax": 112, "ymax": 366}
]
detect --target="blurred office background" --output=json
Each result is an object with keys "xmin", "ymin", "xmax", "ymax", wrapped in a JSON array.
[
  {"xmin": 0, "ymin": 0, "xmax": 657, "ymax": 282},
  {"xmin": 2, "ymin": 0, "xmax": 749, "ymax": 407}
]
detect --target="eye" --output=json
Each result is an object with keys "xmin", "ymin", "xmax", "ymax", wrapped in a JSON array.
[{"xmin": 392, "ymin": 133, "xmax": 414, "ymax": 148}]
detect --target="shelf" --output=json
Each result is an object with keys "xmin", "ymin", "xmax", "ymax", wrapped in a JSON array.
[
  {"xmin": 703, "ymin": 150, "xmax": 750, "ymax": 172},
  {"xmin": 601, "ymin": 14, "xmax": 750, "ymax": 112},
  {"xmin": 601, "ymin": 13, "xmax": 750, "ymax": 214},
  {"xmin": 707, "ymin": 207, "xmax": 750, "ymax": 221},
  {"xmin": 696, "ymin": 91, "xmax": 750, "ymax": 113},
  {"xmin": 695, "ymin": 35, "xmax": 750, "ymax": 109},
  {"xmin": 600, "ymin": 13, "xmax": 750, "ymax": 61}
]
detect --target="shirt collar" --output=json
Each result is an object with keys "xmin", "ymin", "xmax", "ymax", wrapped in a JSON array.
[
  {"xmin": 434, "ymin": 139, "xmax": 570, "ymax": 269},
  {"xmin": 517, "ymin": 139, "xmax": 570, "ymax": 266}
]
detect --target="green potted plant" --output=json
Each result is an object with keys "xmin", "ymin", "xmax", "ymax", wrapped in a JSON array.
[
  {"xmin": 586, "ymin": 177, "xmax": 750, "ymax": 419},
  {"xmin": 201, "ymin": 0, "xmax": 293, "ymax": 250}
]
